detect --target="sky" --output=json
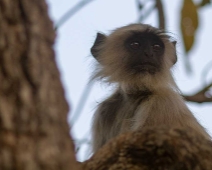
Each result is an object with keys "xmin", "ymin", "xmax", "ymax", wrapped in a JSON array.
[{"xmin": 46, "ymin": 0, "xmax": 212, "ymax": 161}]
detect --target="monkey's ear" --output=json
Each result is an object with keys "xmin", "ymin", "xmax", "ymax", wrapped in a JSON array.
[
  {"xmin": 172, "ymin": 41, "xmax": 177, "ymax": 65},
  {"xmin": 91, "ymin": 33, "xmax": 107, "ymax": 60}
]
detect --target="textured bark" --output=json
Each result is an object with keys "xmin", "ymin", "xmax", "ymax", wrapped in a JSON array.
[
  {"xmin": 84, "ymin": 127, "xmax": 212, "ymax": 170},
  {"xmin": 0, "ymin": 0, "xmax": 80, "ymax": 169}
]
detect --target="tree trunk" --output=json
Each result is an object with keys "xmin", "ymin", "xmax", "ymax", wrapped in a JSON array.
[{"xmin": 0, "ymin": 0, "xmax": 80, "ymax": 169}]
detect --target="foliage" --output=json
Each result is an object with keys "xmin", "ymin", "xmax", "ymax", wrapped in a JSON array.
[{"xmin": 181, "ymin": 0, "xmax": 199, "ymax": 54}]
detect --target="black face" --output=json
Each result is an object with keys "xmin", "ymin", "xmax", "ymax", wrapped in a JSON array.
[{"xmin": 124, "ymin": 31, "xmax": 165, "ymax": 74}]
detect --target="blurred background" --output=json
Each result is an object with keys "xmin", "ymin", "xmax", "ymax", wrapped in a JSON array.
[{"xmin": 46, "ymin": 0, "xmax": 212, "ymax": 162}]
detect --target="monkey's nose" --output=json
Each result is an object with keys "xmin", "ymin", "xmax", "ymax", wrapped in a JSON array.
[{"xmin": 144, "ymin": 51, "xmax": 153, "ymax": 57}]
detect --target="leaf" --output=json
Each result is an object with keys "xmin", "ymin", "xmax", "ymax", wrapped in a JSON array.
[
  {"xmin": 180, "ymin": 0, "xmax": 199, "ymax": 54},
  {"xmin": 198, "ymin": 0, "xmax": 211, "ymax": 7}
]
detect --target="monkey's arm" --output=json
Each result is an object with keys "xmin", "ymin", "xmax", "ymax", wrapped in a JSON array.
[{"xmin": 92, "ymin": 90, "xmax": 123, "ymax": 153}]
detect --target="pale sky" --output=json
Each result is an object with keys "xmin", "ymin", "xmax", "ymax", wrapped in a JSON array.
[{"xmin": 47, "ymin": 0, "xmax": 212, "ymax": 161}]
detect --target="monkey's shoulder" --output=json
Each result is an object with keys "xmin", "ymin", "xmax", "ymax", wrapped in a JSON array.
[{"xmin": 95, "ymin": 91, "xmax": 124, "ymax": 118}]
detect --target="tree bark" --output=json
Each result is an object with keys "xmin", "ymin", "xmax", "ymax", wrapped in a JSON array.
[
  {"xmin": 83, "ymin": 127, "xmax": 212, "ymax": 170},
  {"xmin": 0, "ymin": 0, "xmax": 80, "ymax": 169}
]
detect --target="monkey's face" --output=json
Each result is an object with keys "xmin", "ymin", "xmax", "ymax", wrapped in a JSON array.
[
  {"xmin": 124, "ymin": 31, "xmax": 165, "ymax": 75},
  {"xmin": 91, "ymin": 24, "xmax": 177, "ymax": 82}
]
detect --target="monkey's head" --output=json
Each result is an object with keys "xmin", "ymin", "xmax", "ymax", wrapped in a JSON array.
[{"xmin": 91, "ymin": 24, "xmax": 177, "ymax": 85}]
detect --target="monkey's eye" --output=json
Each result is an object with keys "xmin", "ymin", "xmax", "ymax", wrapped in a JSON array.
[
  {"xmin": 130, "ymin": 42, "xmax": 140, "ymax": 50},
  {"xmin": 153, "ymin": 44, "xmax": 161, "ymax": 51}
]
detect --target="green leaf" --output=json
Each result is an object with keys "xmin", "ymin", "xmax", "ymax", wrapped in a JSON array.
[{"xmin": 180, "ymin": 0, "xmax": 199, "ymax": 54}]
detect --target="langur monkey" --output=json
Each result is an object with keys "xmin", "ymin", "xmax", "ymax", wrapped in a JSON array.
[{"xmin": 90, "ymin": 24, "xmax": 211, "ymax": 153}]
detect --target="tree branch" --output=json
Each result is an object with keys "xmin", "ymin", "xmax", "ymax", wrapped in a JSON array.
[
  {"xmin": 183, "ymin": 82, "xmax": 212, "ymax": 103},
  {"xmin": 0, "ymin": 0, "xmax": 80, "ymax": 169},
  {"xmin": 138, "ymin": 5, "xmax": 155, "ymax": 23},
  {"xmin": 84, "ymin": 127, "xmax": 212, "ymax": 169},
  {"xmin": 155, "ymin": 0, "xmax": 165, "ymax": 29},
  {"xmin": 55, "ymin": 0, "xmax": 94, "ymax": 30}
]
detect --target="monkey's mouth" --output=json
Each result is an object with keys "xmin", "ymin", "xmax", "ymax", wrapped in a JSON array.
[{"xmin": 133, "ymin": 62, "xmax": 157, "ymax": 74}]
